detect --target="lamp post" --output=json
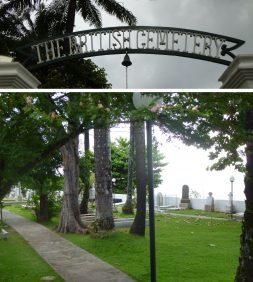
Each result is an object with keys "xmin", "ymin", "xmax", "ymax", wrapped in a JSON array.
[
  {"xmin": 112, "ymin": 178, "xmax": 116, "ymax": 209},
  {"xmin": 229, "ymin": 176, "xmax": 235, "ymax": 218},
  {"xmin": 132, "ymin": 93, "xmax": 163, "ymax": 282}
]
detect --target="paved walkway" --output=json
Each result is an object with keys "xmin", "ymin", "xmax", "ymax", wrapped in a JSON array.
[{"xmin": 3, "ymin": 210, "xmax": 134, "ymax": 282}]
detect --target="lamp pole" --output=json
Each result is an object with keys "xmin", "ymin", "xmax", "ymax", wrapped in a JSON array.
[
  {"xmin": 230, "ymin": 176, "xmax": 235, "ymax": 218},
  {"xmin": 112, "ymin": 178, "xmax": 116, "ymax": 209},
  {"xmin": 146, "ymin": 119, "xmax": 156, "ymax": 282},
  {"xmin": 132, "ymin": 93, "xmax": 163, "ymax": 282}
]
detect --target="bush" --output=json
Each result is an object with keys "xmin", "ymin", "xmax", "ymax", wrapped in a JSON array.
[{"xmin": 122, "ymin": 201, "xmax": 134, "ymax": 214}]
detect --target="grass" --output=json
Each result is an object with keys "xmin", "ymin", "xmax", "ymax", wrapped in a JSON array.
[
  {"xmin": 5, "ymin": 205, "xmax": 242, "ymax": 282},
  {"xmin": 168, "ymin": 209, "xmax": 231, "ymax": 219},
  {"xmin": 64, "ymin": 215, "xmax": 241, "ymax": 282},
  {"xmin": 0, "ymin": 221, "xmax": 63, "ymax": 282}
]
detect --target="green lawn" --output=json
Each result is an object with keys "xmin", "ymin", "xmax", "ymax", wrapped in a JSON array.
[
  {"xmin": 168, "ymin": 209, "xmax": 231, "ymax": 219},
  {"xmin": 0, "ymin": 222, "xmax": 63, "ymax": 282},
  {"xmin": 4, "ymin": 205, "xmax": 241, "ymax": 282}
]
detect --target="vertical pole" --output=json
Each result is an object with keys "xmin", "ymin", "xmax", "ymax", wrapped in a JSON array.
[
  {"xmin": 84, "ymin": 129, "xmax": 90, "ymax": 153},
  {"xmin": 231, "ymin": 181, "xmax": 234, "ymax": 218},
  {"xmin": 146, "ymin": 120, "xmax": 156, "ymax": 282},
  {"xmin": 0, "ymin": 202, "xmax": 2, "ymax": 221},
  {"xmin": 126, "ymin": 67, "xmax": 129, "ymax": 89}
]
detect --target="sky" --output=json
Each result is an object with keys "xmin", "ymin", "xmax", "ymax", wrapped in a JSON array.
[
  {"xmin": 81, "ymin": 124, "xmax": 246, "ymax": 202},
  {"xmin": 74, "ymin": 0, "xmax": 253, "ymax": 89}
]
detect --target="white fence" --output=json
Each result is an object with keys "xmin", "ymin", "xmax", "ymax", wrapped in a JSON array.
[{"xmin": 155, "ymin": 193, "xmax": 246, "ymax": 213}]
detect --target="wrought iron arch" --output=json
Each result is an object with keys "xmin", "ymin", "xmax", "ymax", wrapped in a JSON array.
[{"xmin": 15, "ymin": 26, "xmax": 245, "ymax": 70}]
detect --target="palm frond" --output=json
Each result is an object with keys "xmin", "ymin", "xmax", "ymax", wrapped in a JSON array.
[
  {"xmin": 94, "ymin": 0, "xmax": 137, "ymax": 26},
  {"xmin": 77, "ymin": 0, "xmax": 102, "ymax": 28},
  {"xmin": 1, "ymin": 0, "xmax": 37, "ymax": 11},
  {"xmin": 40, "ymin": 0, "xmax": 68, "ymax": 36},
  {"xmin": 0, "ymin": 5, "xmax": 29, "ymax": 39}
]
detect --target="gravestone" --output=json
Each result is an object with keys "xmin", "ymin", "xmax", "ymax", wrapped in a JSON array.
[
  {"xmin": 89, "ymin": 186, "xmax": 95, "ymax": 200},
  {"xmin": 205, "ymin": 192, "xmax": 214, "ymax": 212},
  {"xmin": 157, "ymin": 192, "xmax": 163, "ymax": 207},
  {"xmin": 180, "ymin": 185, "xmax": 190, "ymax": 209},
  {"xmin": 226, "ymin": 192, "xmax": 235, "ymax": 214}
]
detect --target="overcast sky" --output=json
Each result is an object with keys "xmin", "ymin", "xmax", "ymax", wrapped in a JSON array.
[
  {"xmin": 74, "ymin": 0, "xmax": 253, "ymax": 89},
  {"xmin": 81, "ymin": 125, "xmax": 245, "ymax": 202}
]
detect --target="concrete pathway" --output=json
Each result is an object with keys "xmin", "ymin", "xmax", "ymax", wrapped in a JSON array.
[{"xmin": 3, "ymin": 210, "xmax": 134, "ymax": 282}]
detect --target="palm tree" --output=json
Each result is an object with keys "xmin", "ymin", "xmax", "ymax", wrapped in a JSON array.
[
  {"xmin": 47, "ymin": 0, "xmax": 137, "ymax": 33},
  {"xmin": 122, "ymin": 121, "xmax": 135, "ymax": 214},
  {"xmin": 130, "ymin": 121, "xmax": 147, "ymax": 236},
  {"xmin": 79, "ymin": 129, "xmax": 92, "ymax": 214},
  {"xmin": 0, "ymin": 3, "xmax": 64, "ymax": 52},
  {"xmin": 94, "ymin": 126, "xmax": 114, "ymax": 230}
]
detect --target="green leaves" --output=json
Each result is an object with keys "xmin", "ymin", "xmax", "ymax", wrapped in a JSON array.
[
  {"xmin": 158, "ymin": 93, "xmax": 253, "ymax": 171},
  {"xmin": 111, "ymin": 137, "xmax": 166, "ymax": 193}
]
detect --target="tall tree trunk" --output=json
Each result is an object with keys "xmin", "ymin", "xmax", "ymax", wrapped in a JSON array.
[
  {"xmin": 84, "ymin": 129, "xmax": 90, "ymax": 152},
  {"xmin": 80, "ymin": 129, "xmax": 90, "ymax": 214},
  {"xmin": 66, "ymin": 0, "xmax": 77, "ymax": 33},
  {"xmin": 37, "ymin": 193, "xmax": 49, "ymax": 222},
  {"xmin": 122, "ymin": 121, "xmax": 135, "ymax": 214},
  {"xmin": 0, "ymin": 160, "xmax": 10, "ymax": 201},
  {"xmin": 94, "ymin": 127, "xmax": 114, "ymax": 230},
  {"xmin": 235, "ymin": 109, "xmax": 253, "ymax": 281},
  {"xmin": 79, "ymin": 186, "xmax": 89, "ymax": 214},
  {"xmin": 0, "ymin": 181, "xmax": 11, "ymax": 202},
  {"xmin": 57, "ymin": 137, "xmax": 85, "ymax": 233},
  {"xmin": 130, "ymin": 121, "xmax": 147, "ymax": 236}
]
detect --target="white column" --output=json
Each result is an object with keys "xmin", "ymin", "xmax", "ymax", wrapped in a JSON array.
[
  {"xmin": 219, "ymin": 55, "xmax": 253, "ymax": 89},
  {"xmin": 0, "ymin": 56, "xmax": 40, "ymax": 89}
]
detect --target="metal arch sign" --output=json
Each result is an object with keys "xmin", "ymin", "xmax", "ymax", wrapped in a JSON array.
[{"xmin": 16, "ymin": 26, "xmax": 245, "ymax": 69}]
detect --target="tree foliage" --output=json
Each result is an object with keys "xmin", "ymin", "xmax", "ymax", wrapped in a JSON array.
[
  {"xmin": 111, "ymin": 137, "xmax": 167, "ymax": 194},
  {"xmin": 156, "ymin": 93, "xmax": 252, "ymax": 172},
  {"xmin": 0, "ymin": 93, "xmax": 132, "ymax": 201}
]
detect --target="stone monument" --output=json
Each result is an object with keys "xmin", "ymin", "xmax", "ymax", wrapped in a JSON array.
[
  {"xmin": 156, "ymin": 192, "xmax": 163, "ymax": 208},
  {"xmin": 205, "ymin": 192, "xmax": 214, "ymax": 212},
  {"xmin": 180, "ymin": 185, "xmax": 190, "ymax": 209},
  {"xmin": 227, "ymin": 192, "xmax": 235, "ymax": 214}
]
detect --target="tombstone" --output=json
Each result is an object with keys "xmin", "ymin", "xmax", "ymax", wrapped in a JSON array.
[
  {"xmin": 157, "ymin": 192, "xmax": 163, "ymax": 207},
  {"xmin": 205, "ymin": 192, "xmax": 214, "ymax": 212},
  {"xmin": 226, "ymin": 192, "xmax": 235, "ymax": 214},
  {"xmin": 180, "ymin": 185, "xmax": 190, "ymax": 209},
  {"xmin": 89, "ymin": 186, "xmax": 95, "ymax": 200}
]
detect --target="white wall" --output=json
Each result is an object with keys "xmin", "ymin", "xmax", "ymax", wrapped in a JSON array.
[
  {"xmin": 155, "ymin": 193, "xmax": 245, "ymax": 213},
  {"xmin": 113, "ymin": 194, "xmax": 127, "ymax": 203}
]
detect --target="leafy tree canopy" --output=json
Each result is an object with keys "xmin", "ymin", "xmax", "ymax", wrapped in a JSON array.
[
  {"xmin": 0, "ymin": 93, "xmax": 132, "ymax": 200},
  {"xmin": 111, "ymin": 137, "xmax": 167, "ymax": 194}
]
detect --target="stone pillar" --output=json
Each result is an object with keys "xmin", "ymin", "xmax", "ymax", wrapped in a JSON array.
[
  {"xmin": 219, "ymin": 55, "xmax": 253, "ymax": 89},
  {"xmin": 180, "ymin": 185, "xmax": 190, "ymax": 209},
  {"xmin": 0, "ymin": 56, "xmax": 40, "ymax": 89}
]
